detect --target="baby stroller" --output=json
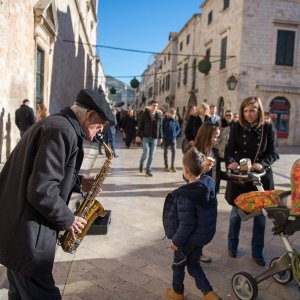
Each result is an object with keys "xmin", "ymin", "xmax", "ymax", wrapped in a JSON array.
[{"xmin": 226, "ymin": 159, "xmax": 300, "ymax": 300}]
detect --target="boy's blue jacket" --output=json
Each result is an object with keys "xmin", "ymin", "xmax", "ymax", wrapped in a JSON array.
[
  {"xmin": 162, "ymin": 175, "xmax": 217, "ymax": 247},
  {"xmin": 162, "ymin": 117, "xmax": 180, "ymax": 140}
]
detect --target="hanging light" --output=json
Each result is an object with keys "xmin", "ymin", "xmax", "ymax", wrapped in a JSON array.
[
  {"xmin": 226, "ymin": 74, "xmax": 238, "ymax": 90},
  {"xmin": 110, "ymin": 86, "xmax": 116, "ymax": 94},
  {"xmin": 198, "ymin": 56, "xmax": 212, "ymax": 74},
  {"xmin": 130, "ymin": 77, "xmax": 140, "ymax": 89}
]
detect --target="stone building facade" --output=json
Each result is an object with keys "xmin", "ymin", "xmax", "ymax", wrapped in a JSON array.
[
  {"xmin": 137, "ymin": 0, "xmax": 300, "ymax": 146},
  {"xmin": 0, "ymin": 0, "xmax": 105, "ymax": 162}
]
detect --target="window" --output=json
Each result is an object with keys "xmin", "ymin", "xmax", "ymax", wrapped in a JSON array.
[
  {"xmin": 208, "ymin": 11, "xmax": 213, "ymax": 25},
  {"xmin": 177, "ymin": 68, "xmax": 181, "ymax": 87},
  {"xmin": 223, "ymin": 0, "xmax": 230, "ymax": 10},
  {"xmin": 164, "ymin": 56, "xmax": 166, "ymax": 65},
  {"xmin": 148, "ymin": 86, "xmax": 153, "ymax": 98},
  {"xmin": 166, "ymin": 74, "xmax": 170, "ymax": 91},
  {"xmin": 220, "ymin": 37, "xmax": 227, "ymax": 70},
  {"xmin": 183, "ymin": 63, "xmax": 188, "ymax": 85},
  {"xmin": 192, "ymin": 59, "xmax": 197, "ymax": 90},
  {"xmin": 180, "ymin": 41, "xmax": 183, "ymax": 51},
  {"xmin": 168, "ymin": 52, "xmax": 171, "ymax": 61},
  {"xmin": 186, "ymin": 34, "xmax": 190, "ymax": 45},
  {"xmin": 205, "ymin": 48, "xmax": 211, "ymax": 75},
  {"xmin": 275, "ymin": 30, "xmax": 295, "ymax": 66},
  {"xmin": 36, "ymin": 48, "xmax": 44, "ymax": 103}
]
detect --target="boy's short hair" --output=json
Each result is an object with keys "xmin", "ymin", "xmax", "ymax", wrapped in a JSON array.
[{"xmin": 183, "ymin": 147, "xmax": 206, "ymax": 177}]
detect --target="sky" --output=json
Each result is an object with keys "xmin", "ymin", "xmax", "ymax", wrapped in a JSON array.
[{"xmin": 97, "ymin": 1, "xmax": 204, "ymax": 85}]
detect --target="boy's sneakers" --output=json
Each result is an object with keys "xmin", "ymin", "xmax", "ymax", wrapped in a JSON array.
[
  {"xmin": 204, "ymin": 291, "xmax": 222, "ymax": 300},
  {"xmin": 165, "ymin": 288, "xmax": 184, "ymax": 300},
  {"xmin": 164, "ymin": 165, "xmax": 169, "ymax": 172}
]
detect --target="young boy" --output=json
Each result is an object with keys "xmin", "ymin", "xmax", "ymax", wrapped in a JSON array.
[
  {"xmin": 162, "ymin": 147, "xmax": 222, "ymax": 300},
  {"xmin": 162, "ymin": 107, "xmax": 181, "ymax": 172}
]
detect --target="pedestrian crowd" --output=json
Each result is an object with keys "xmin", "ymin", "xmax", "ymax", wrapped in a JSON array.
[{"xmin": 1, "ymin": 92, "xmax": 281, "ymax": 300}]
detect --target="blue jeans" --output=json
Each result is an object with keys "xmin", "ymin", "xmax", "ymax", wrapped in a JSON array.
[
  {"xmin": 163, "ymin": 139, "xmax": 176, "ymax": 167},
  {"xmin": 172, "ymin": 245, "xmax": 213, "ymax": 294},
  {"xmin": 228, "ymin": 206, "xmax": 266, "ymax": 259},
  {"xmin": 140, "ymin": 137, "xmax": 157, "ymax": 171}
]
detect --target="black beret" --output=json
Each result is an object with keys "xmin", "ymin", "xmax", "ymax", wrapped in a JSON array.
[{"xmin": 75, "ymin": 89, "xmax": 114, "ymax": 123}]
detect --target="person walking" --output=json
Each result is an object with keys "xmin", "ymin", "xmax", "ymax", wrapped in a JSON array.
[
  {"xmin": 120, "ymin": 109, "xmax": 137, "ymax": 148},
  {"xmin": 209, "ymin": 104, "xmax": 221, "ymax": 125},
  {"xmin": 217, "ymin": 110, "xmax": 234, "ymax": 161},
  {"xmin": 15, "ymin": 99, "xmax": 36, "ymax": 137},
  {"xmin": 225, "ymin": 96, "xmax": 278, "ymax": 266},
  {"xmin": 185, "ymin": 103, "xmax": 211, "ymax": 147},
  {"xmin": 162, "ymin": 107, "xmax": 181, "ymax": 172},
  {"xmin": 163, "ymin": 147, "xmax": 222, "ymax": 300},
  {"xmin": 0, "ymin": 89, "xmax": 114, "ymax": 300},
  {"xmin": 135, "ymin": 100, "xmax": 162, "ymax": 176}
]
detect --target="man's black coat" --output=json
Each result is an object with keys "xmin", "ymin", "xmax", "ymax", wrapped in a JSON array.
[{"xmin": 0, "ymin": 107, "xmax": 84, "ymax": 278}]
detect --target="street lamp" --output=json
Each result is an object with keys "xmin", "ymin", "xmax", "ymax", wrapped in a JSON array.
[{"xmin": 226, "ymin": 74, "xmax": 238, "ymax": 90}]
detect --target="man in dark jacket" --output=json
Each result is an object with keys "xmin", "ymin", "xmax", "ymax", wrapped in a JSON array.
[
  {"xmin": 15, "ymin": 99, "xmax": 36, "ymax": 137},
  {"xmin": 162, "ymin": 147, "xmax": 221, "ymax": 300},
  {"xmin": 135, "ymin": 100, "xmax": 162, "ymax": 176},
  {"xmin": 0, "ymin": 89, "xmax": 114, "ymax": 300}
]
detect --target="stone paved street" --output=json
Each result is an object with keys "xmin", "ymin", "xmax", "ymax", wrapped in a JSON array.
[{"xmin": 1, "ymin": 134, "xmax": 300, "ymax": 299}]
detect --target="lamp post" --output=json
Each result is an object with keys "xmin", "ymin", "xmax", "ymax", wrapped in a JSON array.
[{"xmin": 226, "ymin": 74, "xmax": 238, "ymax": 91}]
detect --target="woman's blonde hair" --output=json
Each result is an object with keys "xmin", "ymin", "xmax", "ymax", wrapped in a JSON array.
[
  {"xmin": 197, "ymin": 103, "xmax": 210, "ymax": 116},
  {"xmin": 239, "ymin": 96, "xmax": 264, "ymax": 127}
]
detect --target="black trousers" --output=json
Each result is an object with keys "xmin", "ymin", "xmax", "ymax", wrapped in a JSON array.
[{"xmin": 7, "ymin": 269, "xmax": 61, "ymax": 300}]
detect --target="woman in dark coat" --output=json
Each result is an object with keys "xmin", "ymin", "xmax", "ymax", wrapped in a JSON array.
[
  {"xmin": 120, "ymin": 109, "xmax": 137, "ymax": 148},
  {"xmin": 185, "ymin": 103, "xmax": 211, "ymax": 145},
  {"xmin": 225, "ymin": 96, "xmax": 278, "ymax": 267}
]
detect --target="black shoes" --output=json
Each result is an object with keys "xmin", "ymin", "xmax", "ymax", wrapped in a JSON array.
[
  {"xmin": 146, "ymin": 170, "xmax": 153, "ymax": 177},
  {"xmin": 228, "ymin": 250, "xmax": 237, "ymax": 258},
  {"xmin": 253, "ymin": 257, "xmax": 266, "ymax": 267},
  {"xmin": 139, "ymin": 165, "xmax": 143, "ymax": 173}
]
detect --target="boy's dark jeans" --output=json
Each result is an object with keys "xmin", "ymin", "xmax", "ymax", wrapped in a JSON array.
[
  {"xmin": 163, "ymin": 139, "xmax": 176, "ymax": 167},
  {"xmin": 172, "ymin": 244, "xmax": 213, "ymax": 294}
]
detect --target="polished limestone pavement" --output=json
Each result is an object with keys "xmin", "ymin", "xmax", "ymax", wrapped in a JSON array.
[{"xmin": 0, "ymin": 135, "xmax": 300, "ymax": 299}]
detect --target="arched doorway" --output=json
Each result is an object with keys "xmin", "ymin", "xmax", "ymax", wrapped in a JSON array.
[
  {"xmin": 269, "ymin": 97, "xmax": 290, "ymax": 138},
  {"xmin": 218, "ymin": 97, "xmax": 225, "ymax": 117}
]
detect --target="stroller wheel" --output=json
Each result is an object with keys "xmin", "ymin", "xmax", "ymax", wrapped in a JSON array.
[
  {"xmin": 270, "ymin": 257, "xmax": 293, "ymax": 284},
  {"xmin": 232, "ymin": 272, "xmax": 258, "ymax": 300}
]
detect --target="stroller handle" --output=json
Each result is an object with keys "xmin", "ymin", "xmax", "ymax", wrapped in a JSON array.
[{"xmin": 226, "ymin": 169, "xmax": 266, "ymax": 183}]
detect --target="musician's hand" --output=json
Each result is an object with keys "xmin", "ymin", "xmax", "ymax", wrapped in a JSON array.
[
  {"xmin": 81, "ymin": 177, "xmax": 96, "ymax": 192},
  {"xmin": 228, "ymin": 162, "xmax": 239, "ymax": 171},
  {"xmin": 252, "ymin": 163, "xmax": 263, "ymax": 172},
  {"xmin": 69, "ymin": 216, "xmax": 87, "ymax": 241}
]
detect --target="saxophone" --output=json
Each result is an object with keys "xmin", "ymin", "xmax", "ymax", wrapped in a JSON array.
[{"xmin": 58, "ymin": 138, "xmax": 113, "ymax": 254}]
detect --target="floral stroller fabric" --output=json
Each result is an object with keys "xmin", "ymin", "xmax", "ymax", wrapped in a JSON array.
[{"xmin": 234, "ymin": 159, "xmax": 300, "ymax": 215}]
